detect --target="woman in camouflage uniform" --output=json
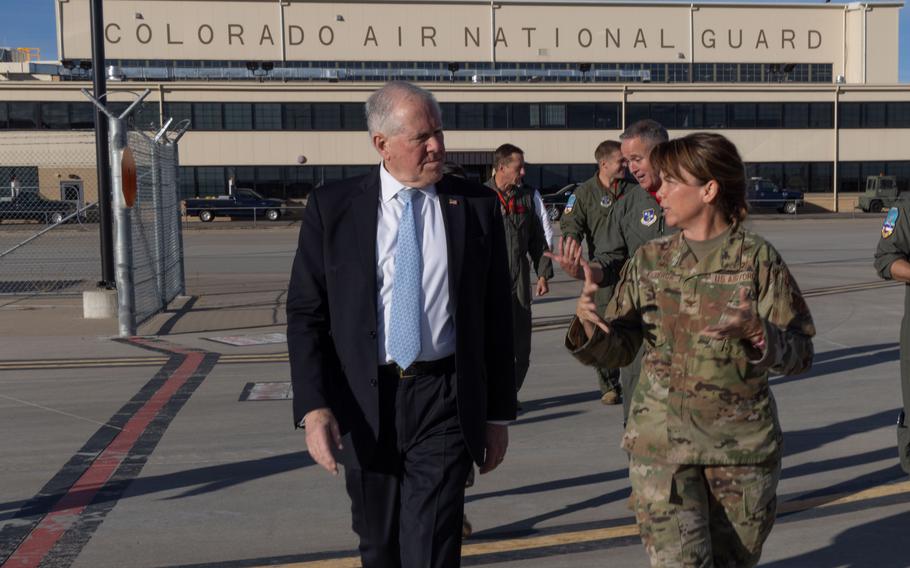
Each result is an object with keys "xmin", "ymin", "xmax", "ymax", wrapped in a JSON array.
[{"xmin": 565, "ymin": 132, "xmax": 815, "ymax": 567}]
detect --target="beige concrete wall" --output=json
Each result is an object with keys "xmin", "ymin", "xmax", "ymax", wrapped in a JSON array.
[
  {"xmin": 844, "ymin": 6, "xmax": 865, "ymax": 84},
  {"xmin": 865, "ymin": 6, "xmax": 900, "ymax": 84},
  {"xmin": 56, "ymin": 0, "xmax": 899, "ymax": 78},
  {"xmin": 839, "ymin": 130, "xmax": 910, "ymax": 161}
]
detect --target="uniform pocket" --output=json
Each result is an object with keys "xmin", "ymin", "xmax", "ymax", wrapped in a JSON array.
[{"xmin": 738, "ymin": 461, "xmax": 780, "ymax": 554}]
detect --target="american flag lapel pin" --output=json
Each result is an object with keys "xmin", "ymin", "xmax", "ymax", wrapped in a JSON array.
[{"xmin": 448, "ymin": 198, "xmax": 459, "ymax": 206}]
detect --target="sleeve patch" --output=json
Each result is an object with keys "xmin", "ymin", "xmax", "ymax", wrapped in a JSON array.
[
  {"xmin": 882, "ymin": 207, "xmax": 899, "ymax": 239},
  {"xmin": 564, "ymin": 194, "xmax": 577, "ymax": 214}
]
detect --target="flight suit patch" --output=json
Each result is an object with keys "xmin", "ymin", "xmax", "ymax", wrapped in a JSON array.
[
  {"xmin": 600, "ymin": 195, "xmax": 612, "ymax": 208},
  {"xmin": 641, "ymin": 208, "xmax": 657, "ymax": 227},
  {"xmin": 565, "ymin": 194, "xmax": 577, "ymax": 214},
  {"xmin": 882, "ymin": 207, "xmax": 899, "ymax": 239}
]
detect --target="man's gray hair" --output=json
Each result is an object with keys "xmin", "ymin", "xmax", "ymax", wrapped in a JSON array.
[
  {"xmin": 365, "ymin": 81, "xmax": 442, "ymax": 136},
  {"xmin": 620, "ymin": 119, "xmax": 669, "ymax": 148}
]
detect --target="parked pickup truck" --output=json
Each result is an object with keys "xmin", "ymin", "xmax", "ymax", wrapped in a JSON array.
[
  {"xmin": 746, "ymin": 177, "xmax": 804, "ymax": 214},
  {"xmin": 184, "ymin": 188, "xmax": 287, "ymax": 222},
  {"xmin": 0, "ymin": 192, "xmax": 78, "ymax": 224}
]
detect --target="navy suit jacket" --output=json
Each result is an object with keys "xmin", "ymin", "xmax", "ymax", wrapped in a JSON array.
[{"xmin": 287, "ymin": 167, "xmax": 516, "ymax": 466}]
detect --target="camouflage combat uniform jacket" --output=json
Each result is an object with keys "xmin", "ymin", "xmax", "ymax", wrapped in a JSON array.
[{"xmin": 567, "ymin": 224, "xmax": 816, "ymax": 464}]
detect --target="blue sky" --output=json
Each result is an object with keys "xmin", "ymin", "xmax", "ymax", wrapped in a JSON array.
[{"xmin": 0, "ymin": 0, "xmax": 907, "ymax": 81}]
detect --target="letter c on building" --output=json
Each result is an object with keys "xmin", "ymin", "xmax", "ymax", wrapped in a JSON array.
[{"xmin": 105, "ymin": 23, "xmax": 122, "ymax": 44}]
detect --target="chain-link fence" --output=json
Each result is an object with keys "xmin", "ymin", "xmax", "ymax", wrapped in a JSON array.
[
  {"xmin": 0, "ymin": 131, "xmax": 101, "ymax": 295},
  {"xmin": 127, "ymin": 129, "xmax": 185, "ymax": 326}
]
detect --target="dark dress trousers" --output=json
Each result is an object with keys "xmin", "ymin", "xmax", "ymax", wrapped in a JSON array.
[{"xmin": 287, "ymin": 167, "xmax": 516, "ymax": 567}]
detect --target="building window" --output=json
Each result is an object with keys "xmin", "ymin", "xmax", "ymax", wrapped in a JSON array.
[
  {"xmin": 193, "ymin": 103, "xmax": 223, "ymax": 130},
  {"xmin": 783, "ymin": 103, "xmax": 809, "ymax": 128},
  {"xmin": 730, "ymin": 103, "xmax": 757, "ymax": 128},
  {"xmin": 838, "ymin": 102, "xmax": 910, "ymax": 128},
  {"xmin": 224, "ymin": 103, "xmax": 253, "ymax": 130},
  {"xmin": 166, "ymin": 102, "xmax": 193, "ymax": 127},
  {"xmin": 40, "ymin": 103, "xmax": 70, "ymax": 129},
  {"xmin": 195, "ymin": 166, "xmax": 226, "ymax": 196},
  {"xmin": 0, "ymin": 102, "xmax": 7, "ymax": 129},
  {"xmin": 888, "ymin": 103, "xmax": 910, "ymax": 128},
  {"xmin": 717, "ymin": 63, "xmax": 737, "ymax": 82},
  {"xmin": 703, "ymin": 104, "xmax": 727, "ymax": 128},
  {"xmin": 284, "ymin": 103, "xmax": 312, "ymax": 130},
  {"xmin": 677, "ymin": 103, "xmax": 703, "ymax": 129},
  {"xmin": 694, "ymin": 63, "xmax": 714, "ymax": 82},
  {"xmin": 456, "ymin": 103, "xmax": 484, "ymax": 129},
  {"xmin": 312, "ymin": 103, "xmax": 342, "ymax": 130},
  {"xmin": 485, "ymin": 103, "xmax": 509, "ymax": 129},
  {"xmin": 254, "ymin": 103, "xmax": 282, "ymax": 130},
  {"xmin": 70, "ymin": 103, "xmax": 95, "ymax": 129},
  {"xmin": 341, "ymin": 103, "xmax": 367, "ymax": 130},
  {"xmin": 811, "ymin": 64, "xmax": 832, "ymax": 83},
  {"xmin": 542, "ymin": 104, "xmax": 566, "ymax": 128},
  {"xmin": 650, "ymin": 104, "xmax": 676, "ymax": 129},
  {"xmin": 757, "ymin": 103, "xmax": 783, "ymax": 128},
  {"xmin": 8, "ymin": 102, "xmax": 38, "ymax": 129},
  {"xmin": 863, "ymin": 103, "xmax": 887, "ymax": 128}
]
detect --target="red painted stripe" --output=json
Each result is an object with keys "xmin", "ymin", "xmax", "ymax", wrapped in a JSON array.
[{"xmin": 4, "ymin": 352, "xmax": 205, "ymax": 568}]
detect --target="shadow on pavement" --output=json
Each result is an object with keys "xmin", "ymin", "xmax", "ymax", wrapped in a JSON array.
[
  {"xmin": 466, "ymin": 468, "xmax": 628, "ymax": 504},
  {"xmin": 473, "ymin": 485, "xmax": 632, "ymax": 540},
  {"xmin": 0, "ymin": 451, "xmax": 314, "ymax": 521},
  {"xmin": 762, "ymin": 510, "xmax": 910, "ymax": 567},
  {"xmin": 519, "ymin": 390, "xmax": 601, "ymax": 414},
  {"xmin": 512, "ymin": 410, "xmax": 584, "ymax": 427},
  {"xmin": 771, "ymin": 342, "xmax": 899, "ymax": 387},
  {"xmin": 784, "ymin": 409, "xmax": 898, "ymax": 459}
]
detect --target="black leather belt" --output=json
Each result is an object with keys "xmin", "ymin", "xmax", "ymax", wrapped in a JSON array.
[{"xmin": 379, "ymin": 354, "xmax": 456, "ymax": 379}]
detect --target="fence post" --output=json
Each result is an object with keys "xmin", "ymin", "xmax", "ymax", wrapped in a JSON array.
[
  {"xmin": 109, "ymin": 117, "xmax": 137, "ymax": 337},
  {"xmin": 149, "ymin": 140, "xmax": 167, "ymax": 309},
  {"xmin": 169, "ymin": 121, "xmax": 190, "ymax": 297}
]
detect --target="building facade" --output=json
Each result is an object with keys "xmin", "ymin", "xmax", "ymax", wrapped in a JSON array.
[{"xmin": 0, "ymin": 0, "xmax": 907, "ymax": 211}]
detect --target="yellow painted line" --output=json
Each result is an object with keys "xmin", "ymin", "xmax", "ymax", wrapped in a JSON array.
[
  {"xmin": 0, "ymin": 357, "xmax": 168, "ymax": 370},
  {"xmin": 778, "ymin": 479, "xmax": 910, "ymax": 514},
  {"xmin": 264, "ymin": 524, "xmax": 640, "ymax": 567},
  {"xmin": 254, "ymin": 479, "xmax": 910, "ymax": 568}
]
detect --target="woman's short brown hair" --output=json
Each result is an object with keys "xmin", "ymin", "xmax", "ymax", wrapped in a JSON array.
[{"xmin": 650, "ymin": 132, "xmax": 748, "ymax": 223}]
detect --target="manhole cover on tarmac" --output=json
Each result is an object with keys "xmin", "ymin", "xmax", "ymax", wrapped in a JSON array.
[
  {"xmin": 239, "ymin": 381, "xmax": 292, "ymax": 401},
  {"xmin": 207, "ymin": 332, "xmax": 287, "ymax": 346}
]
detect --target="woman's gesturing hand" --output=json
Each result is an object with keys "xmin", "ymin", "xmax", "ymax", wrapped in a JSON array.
[{"xmin": 576, "ymin": 259, "xmax": 610, "ymax": 339}]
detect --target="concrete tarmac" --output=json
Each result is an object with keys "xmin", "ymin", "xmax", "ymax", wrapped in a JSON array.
[{"xmin": 1, "ymin": 216, "xmax": 908, "ymax": 567}]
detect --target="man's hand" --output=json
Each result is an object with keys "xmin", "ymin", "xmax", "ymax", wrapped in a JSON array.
[
  {"xmin": 536, "ymin": 277, "xmax": 549, "ymax": 297},
  {"xmin": 303, "ymin": 407, "xmax": 343, "ymax": 475},
  {"xmin": 701, "ymin": 287, "xmax": 764, "ymax": 345},
  {"xmin": 576, "ymin": 260, "xmax": 611, "ymax": 339},
  {"xmin": 479, "ymin": 423, "xmax": 509, "ymax": 474}
]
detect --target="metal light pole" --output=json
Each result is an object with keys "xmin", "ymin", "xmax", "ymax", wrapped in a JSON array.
[{"xmin": 90, "ymin": 0, "xmax": 114, "ymax": 287}]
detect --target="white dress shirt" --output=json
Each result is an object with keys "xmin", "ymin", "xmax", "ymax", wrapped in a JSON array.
[
  {"xmin": 376, "ymin": 164, "xmax": 455, "ymax": 365},
  {"xmin": 531, "ymin": 189, "xmax": 555, "ymax": 249}
]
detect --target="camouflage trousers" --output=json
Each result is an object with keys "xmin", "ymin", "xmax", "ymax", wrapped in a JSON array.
[{"xmin": 629, "ymin": 456, "xmax": 780, "ymax": 568}]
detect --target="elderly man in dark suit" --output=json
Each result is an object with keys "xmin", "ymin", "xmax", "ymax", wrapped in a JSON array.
[{"xmin": 287, "ymin": 81, "xmax": 516, "ymax": 568}]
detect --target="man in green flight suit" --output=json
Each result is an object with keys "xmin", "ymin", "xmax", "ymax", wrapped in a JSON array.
[
  {"xmin": 558, "ymin": 140, "xmax": 634, "ymax": 404},
  {"xmin": 551, "ymin": 120, "xmax": 672, "ymax": 418},
  {"xmin": 486, "ymin": 143, "xmax": 553, "ymax": 395},
  {"xmin": 874, "ymin": 204, "xmax": 910, "ymax": 474}
]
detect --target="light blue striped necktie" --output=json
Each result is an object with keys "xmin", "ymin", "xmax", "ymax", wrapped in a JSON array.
[{"xmin": 387, "ymin": 188, "xmax": 422, "ymax": 370}]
